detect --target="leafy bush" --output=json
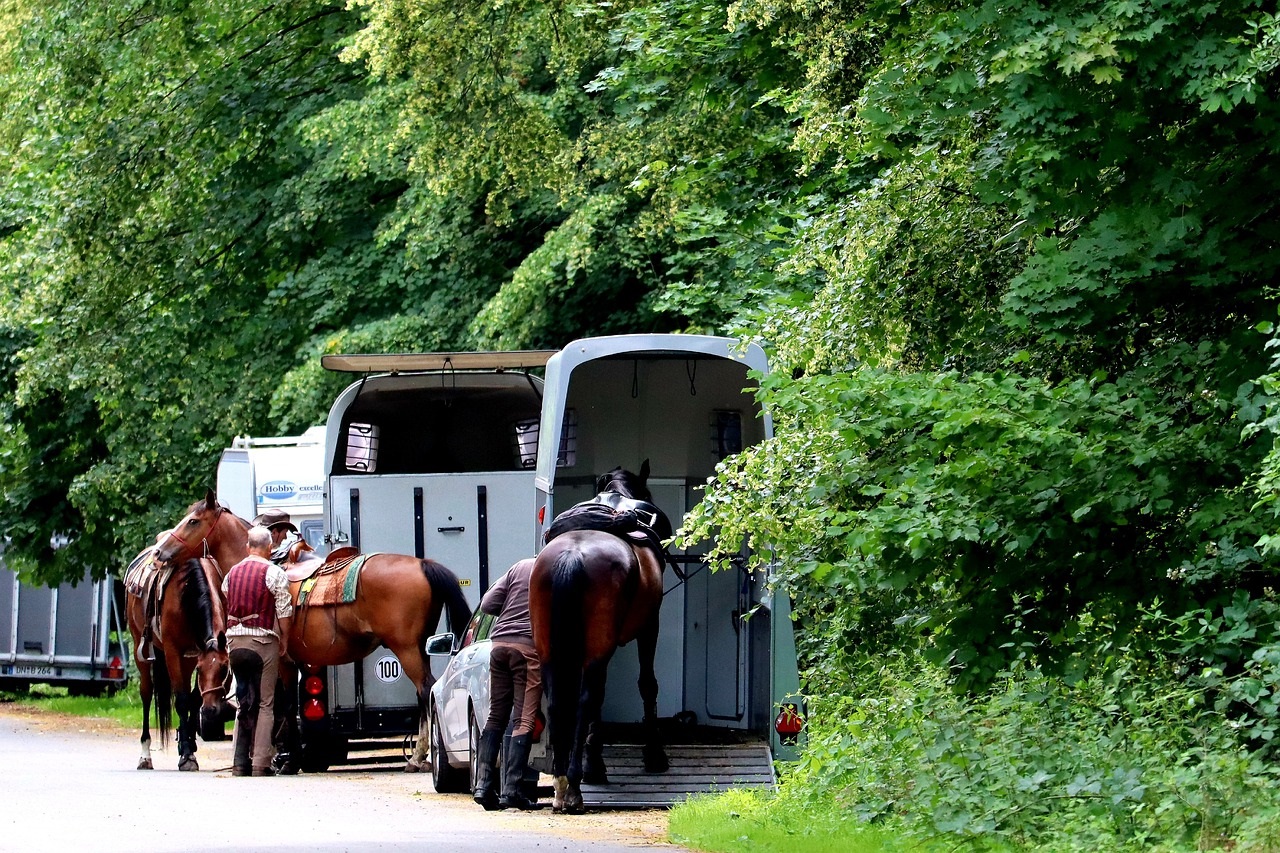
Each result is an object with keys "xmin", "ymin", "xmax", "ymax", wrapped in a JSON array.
[{"xmin": 787, "ymin": 648, "xmax": 1280, "ymax": 851}]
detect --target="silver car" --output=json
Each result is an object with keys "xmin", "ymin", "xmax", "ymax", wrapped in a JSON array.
[{"xmin": 426, "ymin": 611, "xmax": 546, "ymax": 794}]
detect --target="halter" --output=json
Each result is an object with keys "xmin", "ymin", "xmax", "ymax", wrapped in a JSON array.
[{"xmin": 160, "ymin": 506, "xmax": 225, "ymax": 559}]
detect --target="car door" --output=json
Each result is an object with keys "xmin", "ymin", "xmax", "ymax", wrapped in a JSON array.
[{"xmin": 440, "ymin": 612, "xmax": 494, "ymax": 755}]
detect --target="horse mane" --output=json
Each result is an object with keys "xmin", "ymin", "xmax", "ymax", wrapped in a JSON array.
[{"xmin": 178, "ymin": 558, "xmax": 218, "ymax": 647}]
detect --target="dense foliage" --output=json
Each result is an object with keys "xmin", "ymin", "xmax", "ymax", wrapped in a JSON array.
[{"xmin": 3, "ymin": 0, "xmax": 1280, "ymax": 847}]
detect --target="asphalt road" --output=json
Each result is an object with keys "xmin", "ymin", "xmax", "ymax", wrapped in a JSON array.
[{"xmin": 0, "ymin": 708, "xmax": 685, "ymax": 853}]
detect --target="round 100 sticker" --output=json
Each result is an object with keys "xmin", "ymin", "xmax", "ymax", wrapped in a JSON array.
[{"xmin": 375, "ymin": 653, "xmax": 402, "ymax": 683}]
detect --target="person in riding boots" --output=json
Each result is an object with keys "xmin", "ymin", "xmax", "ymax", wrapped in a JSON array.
[
  {"xmin": 223, "ymin": 525, "xmax": 294, "ymax": 777},
  {"xmin": 252, "ymin": 508, "xmax": 303, "ymax": 565},
  {"xmin": 474, "ymin": 557, "xmax": 542, "ymax": 811}
]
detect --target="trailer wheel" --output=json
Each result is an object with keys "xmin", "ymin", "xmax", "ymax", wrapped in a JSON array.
[{"xmin": 430, "ymin": 707, "xmax": 466, "ymax": 793}]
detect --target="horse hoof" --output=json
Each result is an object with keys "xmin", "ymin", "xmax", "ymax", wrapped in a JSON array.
[
  {"xmin": 643, "ymin": 745, "xmax": 669, "ymax": 774},
  {"xmin": 137, "ymin": 759, "xmax": 153, "ymax": 770},
  {"xmin": 403, "ymin": 759, "xmax": 424, "ymax": 773},
  {"xmin": 564, "ymin": 792, "xmax": 586, "ymax": 815},
  {"xmin": 552, "ymin": 776, "xmax": 568, "ymax": 813},
  {"xmin": 178, "ymin": 757, "xmax": 199, "ymax": 772}
]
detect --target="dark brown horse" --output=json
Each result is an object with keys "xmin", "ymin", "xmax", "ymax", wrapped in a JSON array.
[
  {"xmin": 530, "ymin": 462, "xmax": 670, "ymax": 814},
  {"xmin": 125, "ymin": 552, "xmax": 228, "ymax": 770},
  {"xmin": 154, "ymin": 489, "xmax": 472, "ymax": 771}
]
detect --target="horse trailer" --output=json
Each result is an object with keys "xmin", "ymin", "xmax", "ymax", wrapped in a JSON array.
[
  {"xmin": 526, "ymin": 334, "xmax": 802, "ymax": 805},
  {"xmin": 310, "ymin": 335, "xmax": 803, "ymax": 802},
  {"xmin": 0, "ymin": 543, "xmax": 129, "ymax": 695},
  {"xmin": 300, "ymin": 351, "xmax": 554, "ymax": 769}
]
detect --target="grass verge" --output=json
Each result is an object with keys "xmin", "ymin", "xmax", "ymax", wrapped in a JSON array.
[
  {"xmin": 669, "ymin": 788, "xmax": 947, "ymax": 853},
  {"xmin": 0, "ymin": 683, "xmax": 139, "ymax": 729}
]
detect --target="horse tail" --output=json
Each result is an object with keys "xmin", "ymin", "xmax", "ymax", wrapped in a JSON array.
[
  {"xmin": 547, "ymin": 548, "xmax": 588, "ymax": 774},
  {"xmin": 153, "ymin": 652, "xmax": 173, "ymax": 747},
  {"xmin": 420, "ymin": 559, "xmax": 472, "ymax": 636}
]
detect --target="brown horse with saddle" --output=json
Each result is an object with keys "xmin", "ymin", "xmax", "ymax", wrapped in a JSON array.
[
  {"xmin": 531, "ymin": 462, "xmax": 676, "ymax": 814},
  {"xmin": 153, "ymin": 489, "xmax": 471, "ymax": 771}
]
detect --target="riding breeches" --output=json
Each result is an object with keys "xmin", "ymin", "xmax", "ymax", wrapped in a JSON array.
[{"xmin": 486, "ymin": 642, "xmax": 543, "ymax": 738}]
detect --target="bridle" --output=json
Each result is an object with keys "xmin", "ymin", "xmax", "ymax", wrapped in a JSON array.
[{"xmin": 159, "ymin": 506, "xmax": 225, "ymax": 560}]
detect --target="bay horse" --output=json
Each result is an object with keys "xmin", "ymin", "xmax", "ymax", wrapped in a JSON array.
[
  {"xmin": 125, "ymin": 551, "xmax": 228, "ymax": 771},
  {"xmin": 153, "ymin": 489, "xmax": 473, "ymax": 771},
  {"xmin": 530, "ymin": 462, "xmax": 671, "ymax": 814}
]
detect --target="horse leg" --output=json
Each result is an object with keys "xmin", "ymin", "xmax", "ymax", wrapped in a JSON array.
[
  {"xmin": 136, "ymin": 652, "xmax": 154, "ymax": 770},
  {"xmin": 398, "ymin": 648, "xmax": 433, "ymax": 772},
  {"xmin": 580, "ymin": 657, "xmax": 610, "ymax": 784},
  {"xmin": 637, "ymin": 615, "xmax": 668, "ymax": 773},
  {"xmin": 271, "ymin": 661, "xmax": 300, "ymax": 775},
  {"xmin": 564, "ymin": 658, "xmax": 609, "ymax": 813},
  {"xmin": 174, "ymin": 684, "xmax": 199, "ymax": 771},
  {"xmin": 546, "ymin": 657, "xmax": 582, "ymax": 813}
]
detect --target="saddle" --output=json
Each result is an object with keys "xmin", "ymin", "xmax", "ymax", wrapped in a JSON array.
[
  {"xmin": 285, "ymin": 545, "xmax": 358, "ymax": 583},
  {"xmin": 126, "ymin": 549, "xmax": 222, "ymax": 657},
  {"xmin": 544, "ymin": 493, "xmax": 685, "ymax": 579},
  {"xmin": 293, "ymin": 551, "xmax": 374, "ymax": 608}
]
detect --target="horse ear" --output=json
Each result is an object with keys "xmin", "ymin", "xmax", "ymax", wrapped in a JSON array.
[
  {"xmin": 205, "ymin": 487, "xmax": 218, "ymax": 510},
  {"xmin": 639, "ymin": 459, "xmax": 650, "ymax": 482},
  {"xmin": 595, "ymin": 472, "xmax": 609, "ymax": 493}
]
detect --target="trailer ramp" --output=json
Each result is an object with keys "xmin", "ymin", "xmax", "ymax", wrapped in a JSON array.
[{"xmin": 580, "ymin": 742, "xmax": 775, "ymax": 808}]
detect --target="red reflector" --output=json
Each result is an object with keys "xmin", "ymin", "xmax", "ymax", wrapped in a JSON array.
[
  {"xmin": 302, "ymin": 698, "xmax": 325, "ymax": 721},
  {"xmin": 304, "ymin": 676, "xmax": 325, "ymax": 696},
  {"xmin": 538, "ymin": 505, "xmax": 546, "ymax": 525},
  {"xmin": 104, "ymin": 656, "xmax": 125, "ymax": 680},
  {"xmin": 774, "ymin": 703, "xmax": 804, "ymax": 740},
  {"xmin": 532, "ymin": 711, "xmax": 546, "ymax": 743}
]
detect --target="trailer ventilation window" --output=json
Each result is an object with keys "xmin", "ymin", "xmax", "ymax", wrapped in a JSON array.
[
  {"xmin": 514, "ymin": 418, "xmax": 540, "ymax": 470},
  {"xmin": 711, "ymin": 410, "xmax": 743, "ymax": 460},
  {"xmin": 345, "ymin": 422, "xmax": 380, "ymax": 473},
  {"xmin": 511, "ymin": 409, "xmax": 577, "ymax": 469}
]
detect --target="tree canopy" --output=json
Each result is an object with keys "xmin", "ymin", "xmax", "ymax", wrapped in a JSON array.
[{"xmin": 0, "ymin": 1, "xmax": 1277, "ymax": 706}]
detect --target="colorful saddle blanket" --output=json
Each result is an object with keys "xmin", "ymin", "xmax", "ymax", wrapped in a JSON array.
[{"xmin": 296, "ymin": 553, "xmax": 376, "ymax": 608}]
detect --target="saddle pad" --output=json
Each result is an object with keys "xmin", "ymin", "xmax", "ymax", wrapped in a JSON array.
[{"xmin": 298, "ymin": 553, "xmax": 373, "ymax": 608}]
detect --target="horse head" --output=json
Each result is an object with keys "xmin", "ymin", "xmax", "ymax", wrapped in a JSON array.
[
  {"xmin": 155, "ymin": 488, "xmax": 224, "ymax": 565},
  {"xmin": 595, "ymin": 459, "xmax": 652, "ymax": 502}
]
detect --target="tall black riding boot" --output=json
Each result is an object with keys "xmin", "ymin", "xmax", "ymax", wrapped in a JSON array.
[
  {"xmin": 473, "ymin": 728, "xmax": 502, "ymax": 810},
  {"xmin": 499, "ymin": 733, "xmax": 538, "ymax": 810}
]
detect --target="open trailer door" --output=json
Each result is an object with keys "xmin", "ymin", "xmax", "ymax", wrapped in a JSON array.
[{"xmin": 532, "ymin": 334, "xmax": 803, "ymax": 806}]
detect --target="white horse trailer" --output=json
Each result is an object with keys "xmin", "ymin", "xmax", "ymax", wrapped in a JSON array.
[
  {"xmin": 301, "ymin": 352, "xmax": 553, "ymax": 769},
  {"xmin": 216, "ymin": 425, "xmax": 328, "ymax": 554},
  {"xmin": 530, "ymin": 334, "xmax": 803, "ymax": 806},
  {"xmin": 0, "ymin": 542, "xmax": 128, "ymax": 695}
]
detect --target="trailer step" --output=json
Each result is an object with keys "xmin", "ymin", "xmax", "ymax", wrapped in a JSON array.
[{"xmin": 579, "ymin": 743, "xmax": 775, "ymax": 808}]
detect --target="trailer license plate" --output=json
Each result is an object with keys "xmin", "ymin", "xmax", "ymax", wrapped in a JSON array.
[{"xmin": 2, "ymin": 665, "xmax": 55, "ymax": 677}]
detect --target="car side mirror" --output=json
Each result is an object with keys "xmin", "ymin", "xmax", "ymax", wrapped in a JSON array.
[{"xmin": 425, "ymin": 632, "xmax": 456, "ymax": 656}]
